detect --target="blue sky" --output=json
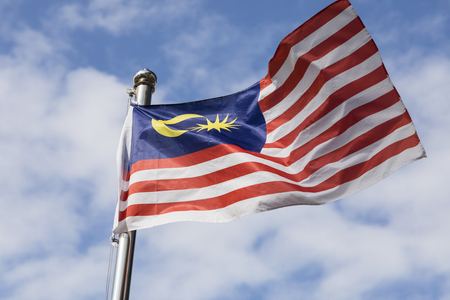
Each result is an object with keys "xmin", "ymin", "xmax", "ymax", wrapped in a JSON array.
[{"xmin": 1, "ymin": 0, "xmax": 449, "ymax": 299}]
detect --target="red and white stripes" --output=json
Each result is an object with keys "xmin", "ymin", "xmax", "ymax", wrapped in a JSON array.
[{"xmin": 113, "ymin": 0, "xmax": 425, "ymax": 234}]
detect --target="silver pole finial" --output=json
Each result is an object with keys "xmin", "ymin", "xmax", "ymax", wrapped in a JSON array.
[{"xmin": 127, "ymin": 68, "xmax": 157, "ymax": 106}]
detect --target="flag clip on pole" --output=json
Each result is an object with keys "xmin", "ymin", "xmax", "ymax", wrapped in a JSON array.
[{"xmin": 111, "ymin": 69, "xmax": 157, "ymax": 300}]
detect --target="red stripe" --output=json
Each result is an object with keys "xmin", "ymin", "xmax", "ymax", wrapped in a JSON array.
[
  {"xmin": 129, "ymin": 143, "xmax": 253, "ymax": 173},
  {"xmin": 121, "ymin": 168, "xmax": 130, "ymax": 182},
  {"xmin": 264, "ymin": 65, "xmax": 389, "ymax": 148},
  {"xmin": 119, "ymin": 133, "xmax": 420, "ymax": 221},
  {"xmin": 122, "ymin": 110, "xmax": 412, "ymax": 202},
  {"xmin": 265, "ymin": 40, "xmax": 380, "ymax": 133},
  {"xmin": 123, "ymin": 144, "xmax": 273, "ymax": 187},
  {"xmin": 259, "ymin": 18, "xmax": 366, "ymax": 112},
  {"xmin": 260, "ymin": 0, "xmax": 352, "ymax": 89},
  {"xmin": 282, "ymin": 90, "xmax": 403, "ymax": 165}
]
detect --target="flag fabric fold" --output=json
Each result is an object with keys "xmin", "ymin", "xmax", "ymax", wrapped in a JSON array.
[{"xmin": 113, "ymin": 0, "xmax": 425, "ymax": 234}]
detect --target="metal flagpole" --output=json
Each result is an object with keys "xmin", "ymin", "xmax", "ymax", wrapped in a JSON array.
[{"xmin": 111, "ymin": 68, "xmax": 157, "ymax": 300}]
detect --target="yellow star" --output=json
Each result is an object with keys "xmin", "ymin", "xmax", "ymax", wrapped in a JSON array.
[{"xmin": 190, "ymin": 114, "xmax": 240, "ymax": 133}]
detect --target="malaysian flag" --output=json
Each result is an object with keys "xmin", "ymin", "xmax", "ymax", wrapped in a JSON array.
[{"xmin": 113, "ymin": 0, "xmax": 425, "ymax": 234}]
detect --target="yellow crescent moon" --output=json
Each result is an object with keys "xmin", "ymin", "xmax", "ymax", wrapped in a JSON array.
[{"xmin": 152, "ymin": 114, "xmax": 204, "ymax": 137}]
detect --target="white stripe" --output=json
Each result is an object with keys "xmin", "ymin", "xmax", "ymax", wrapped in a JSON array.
[
  {"xmin": 128, "ymin": 151, "xmax": 283, "ymax": 186},
  {"xmin": 259, "ymin": 6, "xmax": 358, "ymax": 100}
]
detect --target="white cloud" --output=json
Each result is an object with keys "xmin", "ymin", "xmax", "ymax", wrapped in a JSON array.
[
  {"xmin": 53, "ymin": 0, "xmax": 203, "ymax": 35},
  {"xmin": 0, "ymin": 24, "xmax": 127, "ymax": 299},
  {"xmin": 4, "ymin": 245, "xmax": 109, "ymax": 300}
]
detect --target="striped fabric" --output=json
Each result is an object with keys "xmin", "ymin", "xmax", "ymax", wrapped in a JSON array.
[{"xmin": 113, "ymin": 0, "xmax": 425, "ymax": 234}]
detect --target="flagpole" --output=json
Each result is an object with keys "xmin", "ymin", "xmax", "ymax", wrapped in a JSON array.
[{"xmin": 111, "ymin": 68, "xmax": 157, "ymax": 300}]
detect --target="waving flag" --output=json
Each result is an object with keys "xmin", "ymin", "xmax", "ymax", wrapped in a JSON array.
[{"xmin": 113, "ymin": 0, "xmax": 425, "ymax": 234}]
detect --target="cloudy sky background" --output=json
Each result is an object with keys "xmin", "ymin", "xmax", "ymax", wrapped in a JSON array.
[{"xmin": 1, "ymin": 0, "xmax": 449, "ymax": 299}]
